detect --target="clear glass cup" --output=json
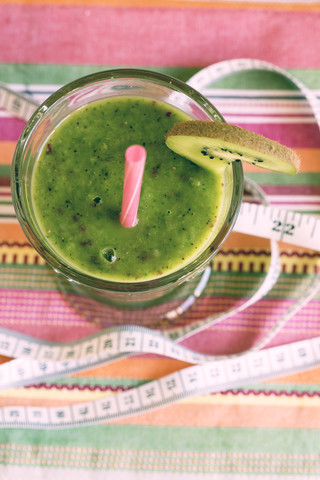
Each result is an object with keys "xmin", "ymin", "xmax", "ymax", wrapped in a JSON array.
[{"xmin": 11, "ymin": 69, "xmax": 243, "ymax": 327}]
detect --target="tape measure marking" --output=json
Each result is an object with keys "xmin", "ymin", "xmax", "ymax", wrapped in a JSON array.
[
  {"xmin": 2, "ymin": 336, "xmax": 320, "ymax": 430},
  {"xmin": 235, "ymin": 202, "xmax": 320, "ymax": 250},
  {"xmin": 1, "ymin": 59, "xmax": 320, "ymax": 428},
  {"xmin": 0, "ymin": 82, "xmax": 38, "ymax": 122}
]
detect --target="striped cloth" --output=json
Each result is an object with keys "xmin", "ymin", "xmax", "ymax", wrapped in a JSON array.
[{"xmin": 1, "ymin": 1, "xmax": 320, "ymax": 478}]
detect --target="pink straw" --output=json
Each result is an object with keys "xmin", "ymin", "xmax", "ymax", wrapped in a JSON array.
[{"xmin": 120, "ymin": 145, "xmax": 147, "ymax": 228}]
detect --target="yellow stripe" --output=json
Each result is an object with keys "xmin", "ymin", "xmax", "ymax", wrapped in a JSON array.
[
  {"xmin": 0, "ymin": 244, "xmax": 46, "ymax": 265},
  {"xmin": 182, "ymin": 392, "xmax": 320, "ymax": 407},
  {"xmin": 0, "ymin": 0, "xmax": 319, "ymax": 11},
  {"xmin": 1, "ymin": 243, "xmax": 319, "ymax": 274},
  {"xmin": 213, "ymin": 250, "xmax": 320, "ymax": 274}
]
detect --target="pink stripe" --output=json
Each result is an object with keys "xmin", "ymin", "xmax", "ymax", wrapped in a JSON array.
[
  {"xmin": 263, "ymin": 185, "xmax": 320, "ymax": 195},
  {"xmin": 182, "ymin": 300, "xmax": 320, "ymax": 355},
  {"xmin": 1, "ymin": 289, "xmax": 98, "ymax": 341},
  {"xmin": 2, "ymin": 289, "xmax": 320, "ymax": 354},
  {"xmin": 271, "ymin": 201, "xmax": 320, "ymax": 206},
  {"xmin": 0, "ymin": 118, "xmax": 26, "ymax": 141},
  {"xmin": 235, "ymin": 122, "xmax": 320, "ymax": 149},
  {"xmin": 183, "ymin": 329, "xmax": 320, "ymax": 357},
  {"xmin": 0, "ymin": 178, "xmax": 10, "ymax": 186},
  {"xmin": 0, "ymin": 6, "xmax": 320, "ymax": 67}
]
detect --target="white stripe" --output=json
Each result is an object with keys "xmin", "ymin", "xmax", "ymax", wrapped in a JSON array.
[
  {"xmin": 203, "ymin": 88, "xmax": 320, "ymax": 98},
  {"xmin": 0, "ymin": 205, "xmax": 15, "ymax": 215},
  {"xmin": 224, "ymin": 115, "xmax": 317, "ymax": 124},
  {"xmin": 5, "ymin": 83, "xmax": 61, "ymax": 92},
  {"xmin": 0, "ymin": 467, "xmax": 318, "ymax": 480},
  {"xmin": 0, "ymin": 217, "xmax": 18, "ymax": 224},
  {"xmin": 212, "ymin": 99, "xmax": 314, "ymax": 115},
  {"xmin": 0, "ymin": 196, "xmax": 12, "ymax": 203},
  {"xmin": 267, "ymin": 195, "xmax": 320, "ymax": 203},
  {"xmin": 269, "ymin": 205, "xmax": 320, "ymax": 212}
]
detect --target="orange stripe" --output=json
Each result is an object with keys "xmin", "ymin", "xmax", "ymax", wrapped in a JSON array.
[
  {"xmin": 224, "ymin": 231, "xmax": 320, "ymax": 255},
  {"xmin": 271, "ymin": 366, "xmax": 320, "ymax": 385},
  {"xmin": 0, "ymin": 141, "xmax": 16, "ymax": 165},
  {"xmin": 0, "ymin": 0, "xmax": 319, "ymax": 11},
  {"xmin": 224, "ymin": 232, "xmax": 272, "ymax": 249},
  {"xmin": 73, "ymin": 357, "xmax": 191, "ymax": 380},
  {"xmin": 116, "ymin": 401, "xmax": 320, "ymax": 428},
  {"xmin": 0, "ymin": 223, "xmax": 28, "ymax": 242},
  {"xmin": 0, "ymin": 396, "xmax": 77, "ymax": 408},
  {"xmin": 243, "ymin": 148, "xmax": 320, "ymax": 174},
  {"xmin": 0, "ymin": 355, "xmax": 12, "ymax": 364}
]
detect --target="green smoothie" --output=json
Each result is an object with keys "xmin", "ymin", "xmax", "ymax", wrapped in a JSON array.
[{"xmin": 32, "ymin": 96, "xmax": 224, "ymax": 282}]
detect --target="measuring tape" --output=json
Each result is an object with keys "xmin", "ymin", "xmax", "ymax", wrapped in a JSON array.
[
  {"xmin": 0, "ymin": 82, "xmax": 38, "ymax": 122},
  {"xmin": 1, "ymin": 59, "xmax": 320, "ymax": 429}
]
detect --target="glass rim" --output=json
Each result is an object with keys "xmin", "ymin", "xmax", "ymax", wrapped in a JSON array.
[{"xmin": 11, "ymin": 68, "xmax": 243, "ymax": 292}]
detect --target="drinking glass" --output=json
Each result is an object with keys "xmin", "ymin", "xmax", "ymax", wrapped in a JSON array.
[{"xmin": 11, "ymin": 69, "xmax": 243, "ymax": 327}]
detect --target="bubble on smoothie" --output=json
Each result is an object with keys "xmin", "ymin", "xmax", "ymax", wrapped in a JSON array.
[
  {"xmin": 102, "ymin": 247, "xmax": 117, "ymax": 263},
  {"xmin": 92, "ymin": 196, "xmax": 102, "ymax": 206}
]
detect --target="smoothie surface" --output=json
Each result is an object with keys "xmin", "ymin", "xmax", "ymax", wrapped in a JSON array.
[{"xmin": 32, "ymin": 96, "xmax": 224, "ymax": 282}]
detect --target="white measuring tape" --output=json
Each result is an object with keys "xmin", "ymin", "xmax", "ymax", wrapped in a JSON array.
[
  {"xmin": 1, "ymin": 59, "xmax": 320, "ymax": 429},
  {"xmin": 0, "ymin": 82, "xmax": 38, "ymax": 122}
]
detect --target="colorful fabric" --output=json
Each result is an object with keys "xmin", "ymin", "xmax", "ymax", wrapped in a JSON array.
[{"xmin": 1, "ymin": 1, "xmax": 320, "ymax": 478}]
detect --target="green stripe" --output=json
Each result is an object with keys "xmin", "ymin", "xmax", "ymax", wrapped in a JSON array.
[
  {"xmin": 207, "ymin": 69, "xmax": 320, "ymax": 91},
  {"xmin": 1, "ymin": 63, "xmax": 319, "ymax": 89},
  {"xmin": 237, "ymin": 382, "xmax": 320, "ymax": 394},
  {"xmin": 296, "ymin": 210, "xmax": 320, "ymax": 215},
  {"xmin": 291, "ymin": 68, "xmax": 320, "ymax": 90},
  {"xmin": 245, "ymin": 172, "xmax": 320, "ymax": 186},
  {"xmin": 1, "ymin": 425, "xmax": 320, "ymax": 454},
  {"xmin": 2, "ymin": 265, "xmax": 319, "ymax": 300},
  {"xmin": 0, "ymin": 165, "xmax": 11, "ymax": 177},
  {"xmin": 0, "ymin": 266, "xmax": 57, "ymax": 290},
  {"xmin": 51, "ymin": 375, "xmax": 320, "ymax": 394},
  {"xmin": 2, "ymin": 265, "xmax": 317, "ymax": 299},
  {"xmin": 0, "ymin": 63, "xmax": 198, "ymax": 85},
  {"xmin": 208, "ymin": 69, "xmax": 298, "ymax": 91},
  {"xmin": 54, "ymin": 377, "xmax": 144, "ymax": 389}
]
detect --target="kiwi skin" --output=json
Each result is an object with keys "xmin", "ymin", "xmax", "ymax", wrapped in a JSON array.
[{"xmin": 166, "ymin": 121, "xmax": 300, "ymax": 174}]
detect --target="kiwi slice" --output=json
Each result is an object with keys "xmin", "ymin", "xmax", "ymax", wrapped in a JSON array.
[{"xmin": 166, "ymin": 121, "xmax": 300, "ymax": 174}]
